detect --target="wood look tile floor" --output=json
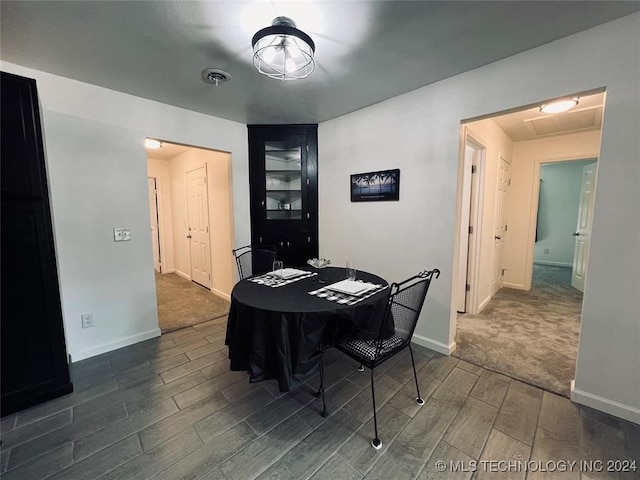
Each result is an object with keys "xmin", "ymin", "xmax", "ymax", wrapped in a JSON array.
[{"xmin": 1, "ymin": 317, "xmax": 638, "ymax": 480}]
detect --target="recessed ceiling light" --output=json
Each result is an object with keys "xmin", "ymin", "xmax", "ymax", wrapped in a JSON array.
[
  {"xmin": 145, "ymin": 139, "xmax": 162, "ymax": 149},
  {"xmin": 540, "ymin": 97, "xmax": 579, "ymax": 114}
]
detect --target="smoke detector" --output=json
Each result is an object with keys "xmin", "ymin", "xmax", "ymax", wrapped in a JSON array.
[{"xmin": 201, "ymin": 68, "xmax": 231, "ymax": 86}]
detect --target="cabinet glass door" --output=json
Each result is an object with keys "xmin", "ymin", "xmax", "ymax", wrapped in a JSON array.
[{"xmin": 264, "ymin": 140, "xmax": 303, "ymax": 220}]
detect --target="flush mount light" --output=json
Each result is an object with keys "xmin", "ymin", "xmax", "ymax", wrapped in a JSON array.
[
  {"xmin": 540, "ymin": 97, "xmax": 579, "ymax": 114},
  {"xmin": 252, "ymin": 16, "xmax": 315, "ymax": 81},
  {"xmin": 145, "ymin": 139, "xmax": 162, "ymax": 149}
]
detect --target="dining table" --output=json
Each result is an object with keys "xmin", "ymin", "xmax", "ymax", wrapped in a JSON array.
[{"xmin": 225, "ymin": 266, "xmax": 391, "ymax": 392}]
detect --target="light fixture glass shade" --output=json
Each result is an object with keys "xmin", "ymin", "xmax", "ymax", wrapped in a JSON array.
[
  {"xmin": 540, "ymin": 97, "xmax": 579, "ymax": 114},
  {"xmin": 252, "ymin": 17, "xmax": 315, "ymax": 81},
  {"xmin": 145, "ymin": 138, "xmax": 162, "ymax": 149}
]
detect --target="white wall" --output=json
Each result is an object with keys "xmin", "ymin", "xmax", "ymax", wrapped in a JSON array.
[
  {"xmin": 319, "ymin": 14, "xmax": 640, "ymax": 422},
  {"xmin": 0, "ymin": 60, "xmax": 250, "ymax": 361},
  {"xmin": 534, "ymin": 160, "xmax": 596, "ymax": 266},
  {"xmin": 505, "ymin": 130, "xmax": 602, "ymax": 288}
]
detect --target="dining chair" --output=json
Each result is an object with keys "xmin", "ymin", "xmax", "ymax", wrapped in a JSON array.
[
  {"xmin": 232, "ymin": 244, "xmax": 277, "ymax": 280},
  {"xmin": 318, "ymin": 268, "xmax": 440, "ymax": 449}
]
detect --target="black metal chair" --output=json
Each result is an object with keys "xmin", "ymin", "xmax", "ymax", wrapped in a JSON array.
[
  {"xmin": 232, "ymin": 244, "xmax": 277, "ymax": 280},
  {"xmin": 318, "ymin": 268, "xmax": 440, "ymax": 449}
]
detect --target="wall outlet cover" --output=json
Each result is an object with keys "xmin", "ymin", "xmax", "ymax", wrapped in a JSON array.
[{"xmin": 114, "ymin": 227, "xmax": 131, "ymax": 242}]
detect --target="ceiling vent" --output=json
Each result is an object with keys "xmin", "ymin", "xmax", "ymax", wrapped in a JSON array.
[
  {"xmin": 201, "ymin": 68, "xmax": 231, "ymax": 86},
  {"xmin": 525, "ymin": 106, "xmax": 602, "ymax": 137}
]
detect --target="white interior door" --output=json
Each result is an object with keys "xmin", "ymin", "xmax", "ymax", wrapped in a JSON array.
[
  {"xmin": 457, "ymin": 140, "xmax": 484, "ymax": 313},
  {"xmin": 571, "ymin": 162, "xmax": 597, "ymax": 292},
  {"xmin": 148, "ymin": 177, "xmax": 161, "ymax": 273},
  {"xmin": 491, "ymin": 156, "xmax": 511, "ymax": 296},
  {"xmin": 186, "ymin": 166, "xmax": 211, "ymax": 288}
]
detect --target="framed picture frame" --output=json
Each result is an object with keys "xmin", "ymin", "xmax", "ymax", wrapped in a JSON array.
[{"xmin": 350, "ymin": 168, "xmax": 400, "ymax": 202}]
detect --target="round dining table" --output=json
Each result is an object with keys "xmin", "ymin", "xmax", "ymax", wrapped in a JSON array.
[{"xmin": 225, "ymin": 266, "xmax": 390, "ymax": 392}]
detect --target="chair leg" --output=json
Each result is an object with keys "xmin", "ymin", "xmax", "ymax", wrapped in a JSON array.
[
  {"xmin": 408, "ymin": 344, "xmax": 424, "ymax": 406},
  {"xmin": 370, "ymin": 368, "xmax": 382, "ymax": 450},
  {"xmin": 357, "ymin": 363, "xmax": 364, "ymax": 372},
  {"xmin": 316, "ymin": 356, "xmax": 328, "ymax": 417}
]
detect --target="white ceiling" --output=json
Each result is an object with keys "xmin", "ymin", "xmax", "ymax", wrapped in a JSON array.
[{"xmin": 1, "ymin": 1, "xmax": 637, "ymax": 126}]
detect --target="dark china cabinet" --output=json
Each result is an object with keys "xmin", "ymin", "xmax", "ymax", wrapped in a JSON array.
[
  {"xmin": 1, "ymin": 71, "xmax": 73, "ymax": 416},
  {"xmin": 248, "ymin": 125, "xmax": 318, "ymax": 267}
]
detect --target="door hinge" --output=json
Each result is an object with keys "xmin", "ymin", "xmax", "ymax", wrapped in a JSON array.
[
  {"xmin": 468, "ymin": 226, "xmax": 474, "ymax": 234},
  {"xmin": 206, "ymin": 226, "xmax": 209, "ymax": 233},
  {"xmin": 505, "ymin": 225, "xmax": 508, "ymax": 231},
  {"xmin": 502, "ymin": 269, "xmax": 506, "ymax": 276},
  {"xmin": 466, "ymin": 284, "xmax": 471, "ymax": 292},
  {"xmin": 508, "ymin": 179, "xmax": 511, "ymax": 185},
  {"xmin": 471, "ymin": 165, "xmax": 477, "ymax": 174}
]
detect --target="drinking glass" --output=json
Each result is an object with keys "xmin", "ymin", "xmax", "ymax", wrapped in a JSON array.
[
  {"xmin": 272, "ymin": 260, "xmax": 283, "ymax": 278},
  {"xmin": 346, "ymin": 260, "xmax": 356, "ymax": 280}
]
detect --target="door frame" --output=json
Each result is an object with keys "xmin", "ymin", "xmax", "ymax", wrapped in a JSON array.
[
  {"xmin": 453, "ymin": 127, "xmax": 487, "ymax": 316},
  {"xmin": 525, "ymin": 155, "xmax": 599, "ymax": 290},
  {"xmin": 148, "ymin": 176, "xmax": 162, "ymax": 273}
]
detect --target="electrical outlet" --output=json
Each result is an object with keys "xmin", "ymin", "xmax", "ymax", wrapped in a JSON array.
[
  {"xmin": 81, "ymin": 313, "xmax": 94, "ymax": 328},
  {"xmin": 544, "ymin": 248, "xmax": 550, "ymax": 254},
  {"xmin": 113, "ymin": 227, "xmax": 131, "ymax": 242}
]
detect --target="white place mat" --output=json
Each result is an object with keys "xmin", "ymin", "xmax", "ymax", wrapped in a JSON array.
[
  {"xmin": 248, "ymin": 270, "xmax": 316, "ymax": 287},
  {"xmin": 308, "ymin": 282, "xmax": 388, "ymax": 305}
]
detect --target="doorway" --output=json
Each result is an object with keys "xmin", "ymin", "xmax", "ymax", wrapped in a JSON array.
[
  {"xmin": 452, "ymin": 90, "xmax": 605, "ymax": 396},
  {"xmin": 146, "ymin": 140, "xmax": 235, "ymax": 333}
]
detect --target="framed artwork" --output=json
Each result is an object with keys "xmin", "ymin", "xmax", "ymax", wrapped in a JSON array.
[{"xmin": 350, "ymin": 168, "xmax": 400, "ymax": 202}]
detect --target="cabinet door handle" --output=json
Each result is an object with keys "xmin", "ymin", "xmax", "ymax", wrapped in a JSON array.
[
  {"xmin": 280, "ymin": 242, "xmax": 284, "ymax": 248},
  {"xmin": 261, "ymin": 200, "xmax": 265, "ymax": 208},
  {"xmin": 287, "ymin": 241, "xmax": 290, "ymax": 249},
  {"xmin": 308, "ymin": 236, "xmax": 311, "ymax": 243}
]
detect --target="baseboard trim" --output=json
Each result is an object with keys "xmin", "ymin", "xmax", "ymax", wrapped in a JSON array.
[
  {"xmin": 173, "ymin": 269, "xmax": 191, "ymax": 281},
  {"xmin": 533, "ymin": 260, "xmax": 572, "ymax": 268},
  {"xmin": 211, "ymin": 288, "xmax": 231, "ymax": 301},
  {"xmin": 571, "ymin": 380, "xmax": 640, "ymax": 425},
  {"xmin": 412, "ymin": 333, "xmax": 456, "ymax": 355},
  {"xmin": 70, "ymin": 328, "xmax": 162, "ymax": 362},
  {"xmin": 503, "ymin": 282, "xmax": 527, "ymax": 290},
  {"xmin": 477, "ymin": 295, "xmax": 491, "ymax": 313}
]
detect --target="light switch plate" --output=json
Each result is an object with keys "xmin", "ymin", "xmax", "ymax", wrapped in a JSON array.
[{"xmin": 113, "ymin": 227, "xmax": 131, "ymax": 242}]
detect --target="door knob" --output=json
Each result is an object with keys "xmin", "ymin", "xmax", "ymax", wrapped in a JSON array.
[
  {"xmin": 572, "ymin": 232, "xmax": 580, "ymax": 237},
  {"xmin": 495, "ymin": 236, "xmax": 502, "ymax": 240}
]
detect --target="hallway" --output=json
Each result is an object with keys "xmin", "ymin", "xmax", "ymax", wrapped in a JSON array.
[{"xmin": 453, "ymin": 265, "xmax": 582, "ymax": 396}]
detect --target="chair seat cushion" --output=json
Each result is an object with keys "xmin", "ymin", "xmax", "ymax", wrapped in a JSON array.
[{"xmin": 340, "ymin": 334, "xmax": 405, "ymax": 361}]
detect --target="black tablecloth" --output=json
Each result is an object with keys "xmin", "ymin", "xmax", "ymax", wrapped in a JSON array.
[{"xmin": 225, "ymin": 266, "xmax": 390, "ymax": 391}]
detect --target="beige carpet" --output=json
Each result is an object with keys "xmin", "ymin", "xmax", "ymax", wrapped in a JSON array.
[
  {"xmin": 454, "ymin": 265, "xmax": 582, "ymax": 397},
  {"xmin": 155, "ymin": 272, "xmax": 230, "ymax": 333}
]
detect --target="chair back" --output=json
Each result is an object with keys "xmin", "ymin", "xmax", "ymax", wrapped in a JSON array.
[
  {"xmin": 232, "ymin": 245, "xmax": 277, "ymax": 279},
  {"xmin": 378, "ymin": 269, "xmax": 440, "ymax": 346}
]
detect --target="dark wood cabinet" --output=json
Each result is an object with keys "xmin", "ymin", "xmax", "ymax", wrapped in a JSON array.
[
  {"xmin": 1, "ymin": 71, "xmax": 73, "ymax": 416},
  {"xmin": 248, "ymin": 125, "xmax": 318, "ymax": 266}
]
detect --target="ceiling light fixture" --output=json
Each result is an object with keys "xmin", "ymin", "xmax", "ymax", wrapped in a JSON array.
[
  {"xmin": 252, "ymin": 16, "xmax": 315, "ymax": 81},
  {"xmin": 145, "ymin": 139, "xmax": 162, "ymax": 149},
  {"xmin": 540, "ymin": 97, "xmax": 579, "ymax": 114}
]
